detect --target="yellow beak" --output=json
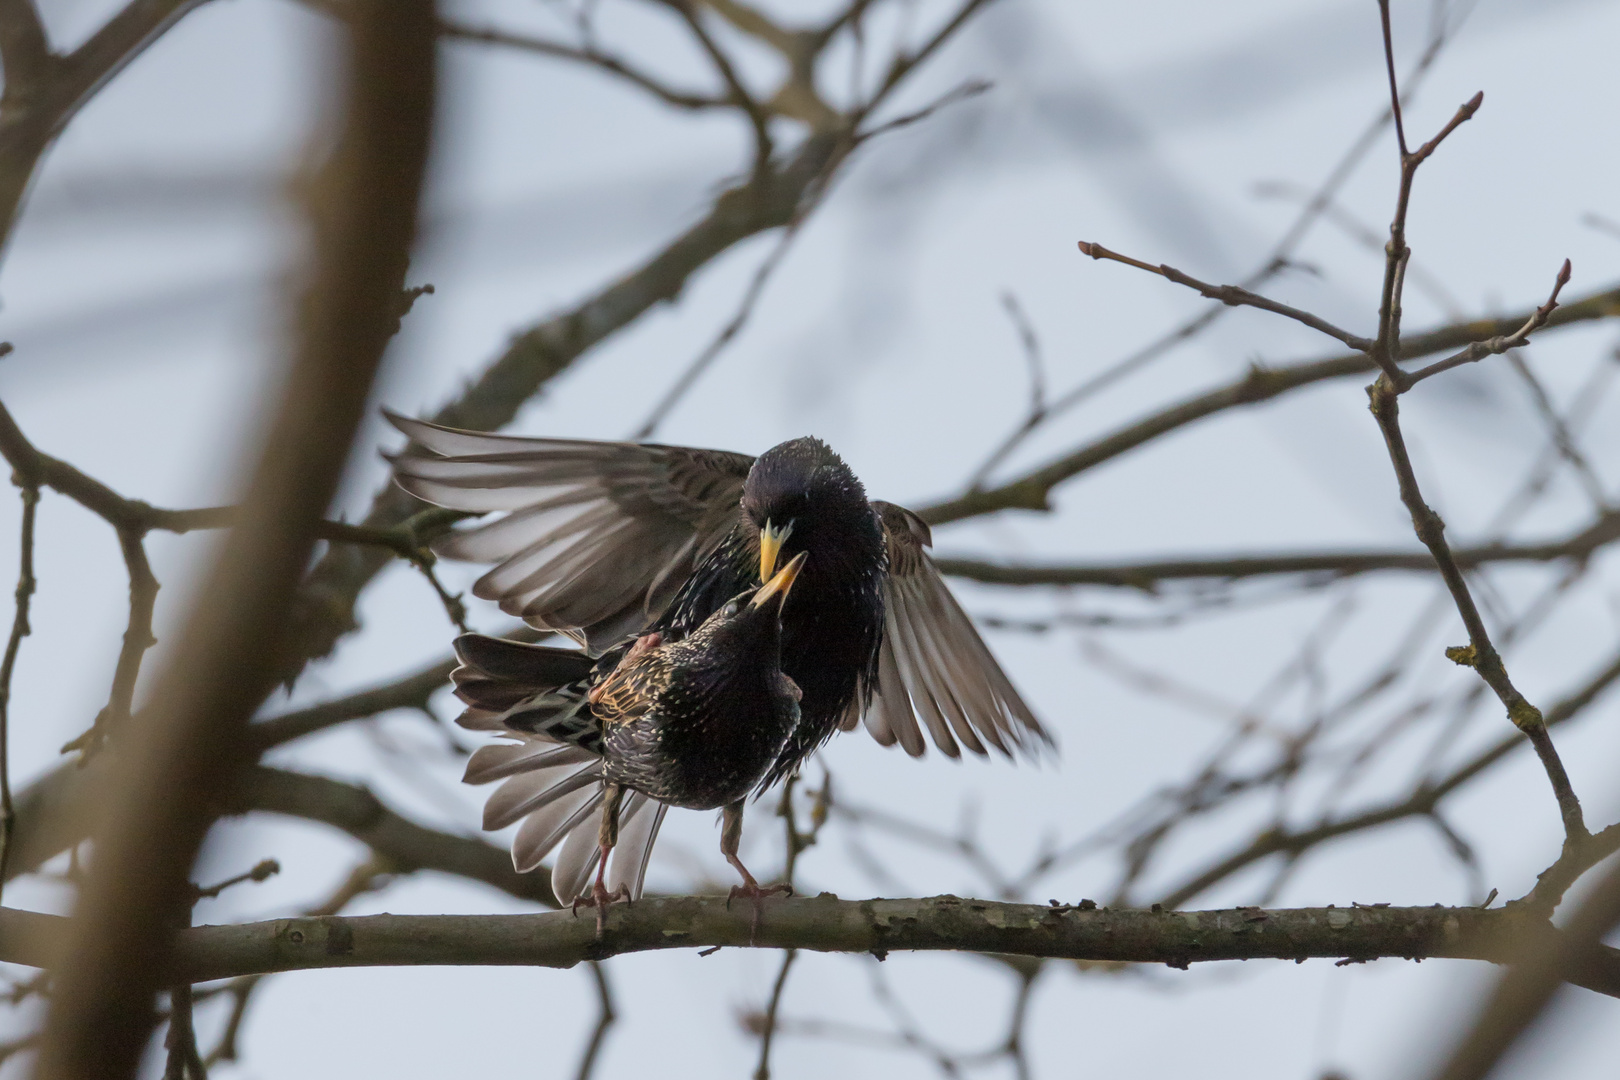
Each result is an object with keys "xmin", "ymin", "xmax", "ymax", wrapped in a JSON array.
[
  {"xmin": 758, "ymin": 520, "xmax": 794, "ymax": 583},
  {"xmin": 751, "ymin": 550, "xmax": 807, "ymax": 609}
]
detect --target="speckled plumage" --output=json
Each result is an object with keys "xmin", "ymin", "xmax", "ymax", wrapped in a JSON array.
[
  {"xmin": 592, "ymin": 592, "xmax": 802, "ymax": 810},
  {"xmin": 644, "ymin": 436, "xmax": 887, "ymax": 791},
  {"xmin": 392, "ymin": 415, "xmax": 1051, "ymax": 903}
]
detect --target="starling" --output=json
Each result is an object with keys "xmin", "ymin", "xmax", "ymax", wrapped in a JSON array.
[
  {"xmin": 455, "ymin": 554, "xmax": 807, "ymax": 926},
  {"xmin": 390, "ymin": 414, "xmax": 1050, "ymax": 898}
]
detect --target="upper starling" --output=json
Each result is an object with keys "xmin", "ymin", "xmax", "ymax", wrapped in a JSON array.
[
  {"xmin": 389, "ymin": 414, "xmax": 1051, "ymax": 898},
  {"xmin": 455, "ymin": 554, "xmax": 806, "ymax": 920}
]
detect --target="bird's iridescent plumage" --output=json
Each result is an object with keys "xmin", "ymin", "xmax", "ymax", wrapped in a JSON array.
[{"xmin": 389, "ymin": 413, "xmax": 1050, "ymax": 900}]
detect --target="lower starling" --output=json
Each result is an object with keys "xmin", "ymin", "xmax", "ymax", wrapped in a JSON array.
[{"xmin": 455, "ymin": 553, "xmax": 807, "ymax": 927}]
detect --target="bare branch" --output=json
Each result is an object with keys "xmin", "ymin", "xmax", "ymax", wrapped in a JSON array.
[
  {"xmin": 572, "ymin": 962, "xmax": 617, "ymax": 1080},
  {"xmin": 1356, "ymin": 13, "xmax": 1584, "ymax": 847},
  {"xmin": 439, "ymin": 20, "xmax": 727, "ymax": 111},
  {"xmin": 231, "ymin": 766, "xmax": 559, "ymax": 908},
  {"xmin": 752, "ymin": 948, "xmax": 798, "ymax": 1080},
  {"xmin": 0, "ymin": 0, "xmax": 51, "ymax": 104},
  {"xmin": 246, "ymin": 656, "xmax": 456, "ymax": 752},
  {"xmin": 60, "ymin": 528, "xmax": 162, "ymax": 756},
  {"xmin": 918, "ymin": 283, "xmax": 1620, "ymax": 526},
  {"xmin": 0, "ymin": 398, "xmax": 233, "ymax": 535},
  {"xmin": 1076, "ymin": 241, "xmax": 1374, "ymax": 352},
  {"xmin": 4, "ymin": 899, "xmax": 1618, "ymax": 996},
  {"xmin": 934, "ymin": 505, "xmax": 1620, "ymax": 588},
  {"xmin": 0, "ymin": 474, "xmax": 36, "ymax": 902},
  {"xmin": 1405, "ymin": 259, "xmax": 1573, "ymax": 385},
  {"xmin": 0, "ymin": 0, "xmax": 216, "ymax": 252}
]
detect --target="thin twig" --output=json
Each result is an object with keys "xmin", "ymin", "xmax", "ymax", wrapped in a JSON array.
[
  {"xmin": 63, "ymin": 528, "xmax": 160, "ymax": 756},
  {"xmin": 934, "ymin": 503, "xmax": 1620, "ymax": 587},
  {"xmin": 971, "ymin": 12, "xmax": 1472, "ymax": 488},
  {"xmin": 162, "ymin": 983, "xmax": 206, "ymax": 1080},
  {"xmin": 1363, "ymin": 11, "xmax": 1584, "ymax": 845},
  {"xmin": 1076, "ymin": 240, "xmax": 1374, "ymax": 352},
  {"xmin": 632, "ymin": 214, "xmax": 808, "ymax": 440},
  {"xmin": 659, "ymin": 0, "xmax": 773, "ymax": 170},
  {"xmin": 1404, "ymin": 259, "xmax": 1572, "ymax": 385},
  {"xmin": 1000, "ymin": 293, "xmax": 1046, "ymax": 427},
  {"xmin": 752, "ymin": 949, "xmax": 798, "ymax": 1080},
  {"xmin": 854, "ymin": 78, "xmax": 989, "ymax": 141},
  {"xmin": 572, "ymin": 962, "xmax": 617, "ymax": 1080},
  {"xmin": 440, "ymin": 19, "xmax": 727, "ymax": 111},
  {"xmin": 0, "ymin": 475, "xmax": 37, "ymax": 901},
  {"xmin": 191, "ymin": 859, "xmax": 281, "ymax": 903}
]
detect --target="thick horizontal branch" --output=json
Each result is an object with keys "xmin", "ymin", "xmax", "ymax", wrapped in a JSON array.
[
  {"xmin": 920, "ymin": 283, "xmax": 1620, "ymax": 526},
  {"xmin": 1, "ymin": 897, "xmax": 1616, "ymax": 995},
  {"xmin": 935, "ymin": 508, "xmax": 1620, "ymax": 588}
]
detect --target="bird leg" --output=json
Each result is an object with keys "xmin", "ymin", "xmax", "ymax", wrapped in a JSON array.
[
  {"xmin": 572, "ymin": 783, "xmax": 630, "ymax": 937},
  {"xmin": 721, "ymin": 799, "xmax": 790, "ymax": 943}
]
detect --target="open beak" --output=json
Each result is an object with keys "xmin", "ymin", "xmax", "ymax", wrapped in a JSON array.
[
  {"xmin": 751, "ymin": 550, "xmax": 807, "ymax": 609},
  {"xmin": 758, "ymin": 519, "xmax": 794, "ymax": 582}
]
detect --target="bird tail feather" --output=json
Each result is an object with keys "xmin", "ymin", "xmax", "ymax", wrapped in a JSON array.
[
  {"xmin": 464, "ymin": 741, "xmax": 667, "ymax": 902},
  {"xmin": 454, "ymin": 633, "xmax": 667, "ymax": 902},
  {"xmin": 451, "ymin": 633, "xmax": 603, "ymax": 752}
]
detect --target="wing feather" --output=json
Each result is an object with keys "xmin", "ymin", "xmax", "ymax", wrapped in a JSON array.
[
  {"xmin": 387, "ymin": 412, "xmax": 752, "ymax": 651},
  {"xmin": 868, "ymin": 501, "xmax": 1052, "ymax": 759}
]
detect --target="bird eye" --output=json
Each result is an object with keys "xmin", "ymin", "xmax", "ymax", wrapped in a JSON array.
[{"xmin": 721, "ymin": 601, "xmax": 742, "ymax": 618}]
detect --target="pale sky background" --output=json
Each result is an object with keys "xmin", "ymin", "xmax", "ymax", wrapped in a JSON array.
[{"xmin": 1, "ymin": 0, "xmax": 1618, "ymax": 1076}]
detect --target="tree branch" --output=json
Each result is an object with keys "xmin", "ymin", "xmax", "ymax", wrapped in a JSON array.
[
  {"xmin": 0, "ymin": 476, "xmax": 36, "ymax": 902},
  {"xmin": 438, "ymin": 20, "xmax": 727, "ymax": 112},
  {"xmin": 0, "ymin": 0, "xmax": 215, "ymax": 251},
  {"xmin": 245, "ymin": 657, "xmax": 456, "ymax": 752},
  {"xmin": 229, "ymin": 767, "xmax": 559, "ymax": 909},
  {"xmin": 1404, "ymin": 259, "xmax": 1572, "ymax": 385},
  {"xmin": 1076, "ymin": 241, "xmax": 1374, "ymax": 352},
  {"xmin": 934, "ymin": 506, "xmax": 1620, "ymax": 588},
  {"xmin": 283, "ymin": 125, "xmax": 852, "ymax": 676},
  {"xmin": 1151, "ymin": 646, "xmax": 1620, "ymax": 910},
  {"xmin": 2, "ymin": 898, "xmax": 1616, "ymax": 996},
  {"xmin": 919, "ymin": 284, "xmax": 1620, "ymax": 526}
]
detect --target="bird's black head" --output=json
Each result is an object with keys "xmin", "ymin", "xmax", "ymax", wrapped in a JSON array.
[{"xmin": 742, "ymin": 437, "xmax": 881, "ymax": 583}]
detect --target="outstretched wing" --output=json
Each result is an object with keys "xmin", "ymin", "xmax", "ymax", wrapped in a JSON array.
[
  {"xmin": 388, "ymin": 413, "xmax": 753, "ymax": 652},
  {"xmin": 864, "ymin": 501, "xmax": 1052, "ymax": 759}
]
